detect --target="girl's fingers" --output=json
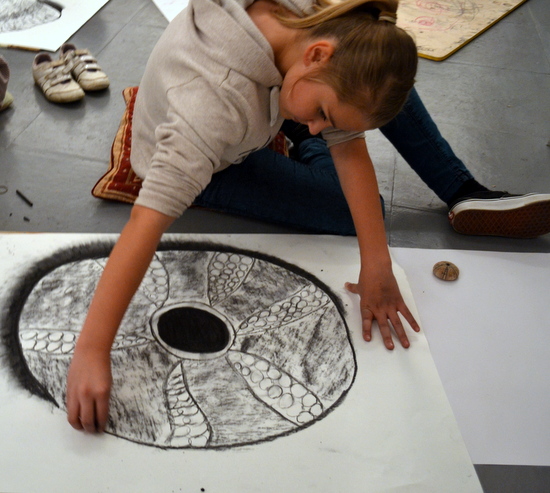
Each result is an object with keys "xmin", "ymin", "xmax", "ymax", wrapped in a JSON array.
[
  {"xmin": 95, "ymin": 398, "xmax": 110, "ymax": 433},
  {"xmin": 361, "ymin": 307, "xmax": 373, "ymax": 341},
  {"xmin": 388, "ymin": 311, "xmax": 410, "ymax": 349},
  {"xmin": 79, "ymin": 399, "xmax": 98, "ymax": 434},
  {"xmin": 346, "ymin": 281, "xmax": 419, "ymax": 347},
  {"xmin": 377, "ymin": 318, "xmax": 395, "ymax": 350},
  {"xmin": 345, "ymin": 282, "xmax": 359, "ymax": 294},
  {"xmin": 67, "ymin": 398, "xmax": 83, "ymax": 431},
  {"xmin": 399, "ymin": 303, "xmax": 421, "ymax": 332}
]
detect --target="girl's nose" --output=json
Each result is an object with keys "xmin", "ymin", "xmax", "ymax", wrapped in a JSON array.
[{"xmin": 307, "ymin": 119, "xmax": 330, "ymax": 135}]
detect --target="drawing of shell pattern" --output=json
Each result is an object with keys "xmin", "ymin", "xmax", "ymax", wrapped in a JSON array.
[
  {"xmin": 0, "ymin": 0, "xmax": 62, "ymax": 34},
  {"xmin": 17, "ymin": 244, "xmax": 356, "ymax": 449}
]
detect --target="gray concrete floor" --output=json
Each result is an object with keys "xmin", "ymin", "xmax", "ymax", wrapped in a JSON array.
[{"xmin": 1, "ymin": 0, "xmax": 549, "ymax": 490}]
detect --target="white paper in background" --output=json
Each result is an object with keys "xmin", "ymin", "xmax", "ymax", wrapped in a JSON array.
[
  {"xmin": 0, "ymin": 233, "xmax": 481, "ymax": 493},
  {"xmin": 0, "ymin": 0, "xmax": 110, "ymax": 52},
  {"xmin": 391, "ymin": 247, "xmax": 550, "ymax": 466},
  {"xmin": 152, "ymin": 0, "xmax": 188, "ymax": 21}
]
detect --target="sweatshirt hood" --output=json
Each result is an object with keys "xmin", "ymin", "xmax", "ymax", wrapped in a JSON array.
[{"xmin": 191, "ymin": 0, "xmax": 282, "ymax": 89}]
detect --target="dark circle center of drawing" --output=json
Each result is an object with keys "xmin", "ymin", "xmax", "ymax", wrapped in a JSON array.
[{"xmin": 157, "ymin": 307, "xmax": 230, "ymax": 354}]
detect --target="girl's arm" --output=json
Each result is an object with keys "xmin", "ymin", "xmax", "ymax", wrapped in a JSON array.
[
  {"xmin": 330, "ymin": 137, "xmax": 420, "ymax": 349},
  {"xmin": 66, "ymin": 204, "xmax": 175, "ymax": 432}
]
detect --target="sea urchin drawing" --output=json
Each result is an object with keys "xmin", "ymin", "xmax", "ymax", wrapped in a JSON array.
[
  {"xmin": 4, "ymin": 240, "xmax": 356, "ymax": 449},
  {"xmin": 0, "ymin": 0, "xmax": 63, "ymax": 34}
]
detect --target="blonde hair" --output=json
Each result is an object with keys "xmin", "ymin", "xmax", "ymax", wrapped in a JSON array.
[{"xmin": 278, "ymin": 0, "xmax": 417, "ymax": 128}]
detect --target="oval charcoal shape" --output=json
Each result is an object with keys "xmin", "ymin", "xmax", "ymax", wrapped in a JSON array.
[{"xmin": 9, "ymin": 240, "xmax": 356, "ymax": 449}]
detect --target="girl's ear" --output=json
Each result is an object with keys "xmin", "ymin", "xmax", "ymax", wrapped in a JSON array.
[{"xmin": 303, "ymin": 40, "xmax": 335, "ymax": 68}]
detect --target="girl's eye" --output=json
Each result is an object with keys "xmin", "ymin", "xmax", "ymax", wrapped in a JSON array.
[{"xmin": 319, "ymin": 109, "xmax": 328, "ymax": 121}]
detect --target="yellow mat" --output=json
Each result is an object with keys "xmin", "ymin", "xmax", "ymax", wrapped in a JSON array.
[{"xmin": 397, "ymin": 0, "xmax": 530, "ymax": 61}]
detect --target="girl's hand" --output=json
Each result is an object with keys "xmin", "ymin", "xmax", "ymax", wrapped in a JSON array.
[
  {"xmin": 66, "ymin": 346, "xmax": 112, "ymax": 433},
  {"xmin": 65, "ymin": 204, "xmax": 175, "ymax": 433},
  {"xmin": 345, "ymin": 266, "xmax": 420, "ymax": 350}
]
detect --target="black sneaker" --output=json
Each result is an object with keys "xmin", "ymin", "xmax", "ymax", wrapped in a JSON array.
[{"xmin": 448, "ymin": 192, "xmax": 550, "ymax": 238}]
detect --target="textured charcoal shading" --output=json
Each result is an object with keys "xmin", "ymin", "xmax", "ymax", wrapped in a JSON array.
[
  {"xmin": 5, "ymin": 240, "xmax": 356, "ymax": 449},
  {"xmin": 0, "ymin": 0, "xmax": 62, "ymax": 34},
  {"xmin": 1, "ymin": 241, "xmax": 114, "ymax": 404}
]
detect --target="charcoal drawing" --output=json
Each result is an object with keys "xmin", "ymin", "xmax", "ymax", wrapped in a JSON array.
[
  {"xmin": 1, "ymin": 240, "xmax": 356, "ymax": 449},
  {"xmin": 0, "ymin": 0, "xmax": 63, "ymax": 34}
]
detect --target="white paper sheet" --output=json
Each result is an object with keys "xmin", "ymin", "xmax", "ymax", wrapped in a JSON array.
[
  {"xmin": 0, "ymin": 233, "xmax": 480, "ymax": 493},
  {"xmin": 152, "ymin": 0, "xmax": 188, "ymax": 22},
  {"xmin": 391, "ymin": 247, "xmax": 550, "ymax": 466},
  {"xmin": 0, "ymin": 0, "xmax": 110, "ymax": 52}
]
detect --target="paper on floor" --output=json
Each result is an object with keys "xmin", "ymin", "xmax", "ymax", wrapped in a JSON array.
[{"xmin": 0, "ymin": 233, "xmax": 481, "ymax": 493}]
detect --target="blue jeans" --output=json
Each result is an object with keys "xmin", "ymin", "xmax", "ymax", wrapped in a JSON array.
[
  {"xmin": 194, "ymin": 138, "xmax": 358, "ymax": 235},
  {"xmin": 379, "ymin": 87, "xmax": 474, "ymax": 204},
  {"xmin": 194, "ymin": 87, "xmax": 474, "ymax": 235}
]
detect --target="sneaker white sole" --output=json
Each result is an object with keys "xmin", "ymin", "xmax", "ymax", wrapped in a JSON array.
[
  {"xmin": 0, "ymin": 91, "xmax": 13, "ymax": 111},
  {"xmin": 78, "ymin": 76, "xmax": 110, "ymax": 92},
  {"xmin": 449, "ymin": 193, "xmax": 550, "ymax": 238},
  {"xmin": 37, "ymin": 83, "xmax": 85, "ymax": 103}
]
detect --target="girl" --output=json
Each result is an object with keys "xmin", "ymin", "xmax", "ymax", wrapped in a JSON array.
[{"xmin": 67, "ymin": 0, "xmax": 421, "ymax": 433}]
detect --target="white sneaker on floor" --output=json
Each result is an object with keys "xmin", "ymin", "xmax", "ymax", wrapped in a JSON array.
[
  {"xmin": 60, "ymin": 44, "xmax": 110, "ymax": 92},
  {"xmin": 1, "ymin": 91, "xmax": 13, "ymax": 111},
  {"xmin": 0, "ymin": 55, "xmax": 12, "ymax": 111},
  {"xmin": 32, "ymin": 53, "xmax": 85, "ymax": 103}
]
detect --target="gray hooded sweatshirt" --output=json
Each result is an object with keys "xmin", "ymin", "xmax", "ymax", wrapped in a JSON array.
[{"xmin": 131, "ymin": 0, "xmax": 364, "ymax": 218}]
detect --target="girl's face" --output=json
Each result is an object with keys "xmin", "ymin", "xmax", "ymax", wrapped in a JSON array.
[
  {"xmin": 279, "ymin": 77, "xmax": 371, "ymax": 135},
  {"xmin": 278, "ymin": 40, "xmax": 371, "ymax": 135}
]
